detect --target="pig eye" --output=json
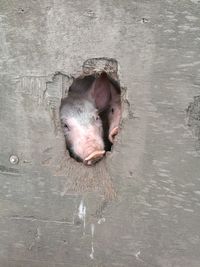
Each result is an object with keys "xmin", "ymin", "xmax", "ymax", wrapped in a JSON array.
[
  {"xmin": 95, "ymin": 115, "xmax": 100, "ymax": 121},
  {"xmin": 111, "ymin": 108, "xmax": 114, "ymax": 114},
  {"xmin": 64, "ymin": 123, "xmax": 70, "ymax": 131}
]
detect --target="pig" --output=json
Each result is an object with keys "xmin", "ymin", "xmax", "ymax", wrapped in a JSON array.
[
  {"xmin": 60, "ymin": 72, "xmax": 121, "ymax": 165},
  {"xmin": 107, "ymin": 78, "xmax": 122, "ymax": 143}
]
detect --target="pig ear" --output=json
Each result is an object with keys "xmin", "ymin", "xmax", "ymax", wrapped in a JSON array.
[{"xmin": 90, "ymin": 72, "xmax": 111, "ymax": 111}]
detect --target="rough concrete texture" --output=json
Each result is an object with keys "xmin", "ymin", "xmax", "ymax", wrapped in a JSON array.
[{"xmin": 0, "ymin": 0, "xmax": 200, "ymax": 266}]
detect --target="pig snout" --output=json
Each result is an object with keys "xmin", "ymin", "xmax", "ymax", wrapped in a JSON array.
[
  {"xmin": 72, "ymin": 134, "xmax": 105, "ymax": 166},
  {"xmin": 108, "ymin": 98, "xmax": 121, "ymax": 143},
  {"xmin": 109, "ymin": 126, "xmax": 119, "ymax": 143},
  {"xmin": 84, "ymin": 150, "xmax": 105, "ymax": 165}
]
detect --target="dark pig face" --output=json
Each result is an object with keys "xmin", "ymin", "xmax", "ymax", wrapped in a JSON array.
[{"xmin": 60, "ymin": 73, "xmax": 112, "ymax": 165}]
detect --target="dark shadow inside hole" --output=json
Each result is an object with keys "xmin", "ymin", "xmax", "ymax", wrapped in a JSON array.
[
  {"xmin": 60, "ymin": 72, "xmax": 121, "ymax": 165},
  {"xmin": 100, "ymin": 109, "xmax": 112, "ymax": 152}
]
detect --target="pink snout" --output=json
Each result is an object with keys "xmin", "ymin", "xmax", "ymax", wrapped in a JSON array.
[
  {"xmin": 84, "ymin": 150, "xmax": 105, "ymax": 165},
  {"xmin": 73, "ymin": 136, "xmax": 105, "ymax": 166}
]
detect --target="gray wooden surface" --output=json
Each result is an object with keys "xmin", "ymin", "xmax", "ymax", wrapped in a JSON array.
[{"xmin": 0, "ymin": 0, "xmax": 200, "ymax": 266}]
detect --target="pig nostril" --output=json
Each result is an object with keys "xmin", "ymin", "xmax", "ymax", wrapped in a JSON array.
[{"xmin": 64, "ymin": 124, "xmax": 70, "ymax": 130}]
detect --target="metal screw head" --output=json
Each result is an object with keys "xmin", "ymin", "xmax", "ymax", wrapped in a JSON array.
[{"xmin": 9, "ymin": 155, "xmax": 19, "ymax": 165}]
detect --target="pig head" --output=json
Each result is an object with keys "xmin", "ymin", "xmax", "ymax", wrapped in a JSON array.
[{"xmin": 60, "ymin": 72, "xmax": 121, "ymax": 165}]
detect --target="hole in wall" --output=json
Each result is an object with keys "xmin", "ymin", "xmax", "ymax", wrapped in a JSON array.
[{"xmin": 59, "ymin": 59, "xmax": 122, "ymax": 166}]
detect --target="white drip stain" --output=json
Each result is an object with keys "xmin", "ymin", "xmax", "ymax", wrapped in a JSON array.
[
  {"xmin": 135, "ymin": 251, "xmax": 141, "ymax": 259},
  {"xmin": 78, "ymin": 200, "xmax": 86, "ymax": 231},
  {"xmin": 97, "ymin": 217, "xmax": 106, "ymax": 224},
  {"xmin": 89, "ymin": 224, "xmax": 95, "ymax": 260},
  {"xmin": 135, "ymin": 251, "xmax": 144, "ymax": 262}
]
